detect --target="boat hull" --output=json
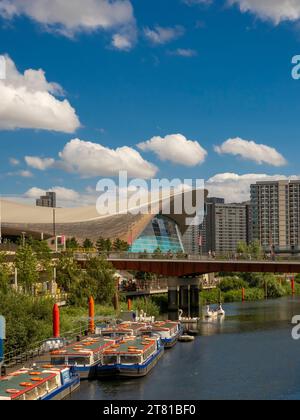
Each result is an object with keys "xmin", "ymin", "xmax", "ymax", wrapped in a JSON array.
[
  {"xmin": 42, "ymin": 378, "xmax": 80, "ymax": 400},
  {"xmin": 162, "ymin": 327, "xmax": 183, "ymax": 349},
  {"xmin": 97, "ymin": 347, "xmax": 164, "ymax": 378},
  {"xmin": 73, "ymin": 364, "xmax": 98, "ymax": 380}
]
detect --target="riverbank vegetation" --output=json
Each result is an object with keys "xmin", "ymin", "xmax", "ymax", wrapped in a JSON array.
[{"xmin": 201, "ymin": 272, "xmax": 299, "ymax": 304}]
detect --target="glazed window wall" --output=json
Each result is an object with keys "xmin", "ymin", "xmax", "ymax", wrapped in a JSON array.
[{"xmin": 130, "ymin": 215, "xmax": 184, "ymax": 254}]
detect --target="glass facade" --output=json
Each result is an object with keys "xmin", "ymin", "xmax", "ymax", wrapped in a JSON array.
[{"xmin": 130, "ymin": 215, "xmax": 184, "ymax": 254}]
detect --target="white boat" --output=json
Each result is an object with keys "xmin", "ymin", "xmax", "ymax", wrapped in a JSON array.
[
  {"xmin": 0, "ymin": 366, "xmax": 80, "ymax": 401},
  {"xmin": 217, "ymin": 304, "xmax": 226, "ymax": 316},
  {"xmin": 135, "ymin": 310, "xmax": 155, "ymax": 323},
  {"xmin": 178, "ymin": 310, "xmax": 200, "ymax": 324},
  {"xmin": 205, "ymin": 305, "xmax": 218, "ymax": 319},
  {"xmin": 140, "ymin": 321, "xmax": 183, "ymax": 349},
  {"xmin": 178, "ymin": 334, "xmax": 195, "ymax": 343}
]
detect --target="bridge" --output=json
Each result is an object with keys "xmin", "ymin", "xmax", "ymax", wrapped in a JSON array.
[
  {"xmin": 107, "ymin": 254, "xmax": 300, "ymax": 277},
  {"xmin": 107, "ymin": 254, "xmax": 300, "ymax": 318}
]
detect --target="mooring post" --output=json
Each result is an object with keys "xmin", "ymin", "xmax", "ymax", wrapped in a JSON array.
[{"xmin": 53, "ymin": 304, "xmax": 60, "ymax": 338}]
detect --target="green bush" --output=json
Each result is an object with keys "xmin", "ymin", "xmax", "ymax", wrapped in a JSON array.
[
  {"xmin": 219, "ymin": 277, "xmax": 248, "ymax": 292},
  {"xmin": 0, "ymin": 291, "xmax": 53, "ymax": 354},
  {"xmin": 131, "ymin": 297, "xmax": 160, "ymax": 318}
]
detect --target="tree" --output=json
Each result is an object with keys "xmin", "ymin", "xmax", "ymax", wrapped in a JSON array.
[
  {"xmin": 15, "ymin": 245, "xmax": 39, "ymax": 293},
  {"xmin": 27, "ymin": 238, "xmax": 52, "ymax": 279},
  {"xmin": 237, "ymin": 241, "xmax": 248, "ymax": 256},
  {"xmin": 0, "ymin": 252, "xmax": 10, "ymax": 293},
  {"xmin": 237, "ymin": 240, "xmax": 263, "ymax": 260},
  {"xmin": 105, "ymin": 239, "xmax": 113, "ymax": 254},
  {"xmin": 96, "ymin": 237, "xmax": 112, "ymax": 254},
  {"xmin": 113, "ymin": 238, "xmax": 129, "ymax": 252},
  {"xmin": 56, "ymin": 253, "xmax": 80, "ymax": 292},
  {"xmin": 68, "ymin": 257, "xmax": 116, "ymax": 307},
  {"xmin": 219, "ymin": 277, "xmax": 248, "ymax": 292},
  {"xmin": 0, "ymin": 291, "xmax": 53, "ymax": 354},
  {"xmin": 85, "ymin": 257, "xmax": 116, "ymax": 304},
  {"xmin": 83, "ymin": 238, "xmax": 94, "ymax": 250},
  {"xmin": 96, "ymin": 237, "xmax": 106, "ymax": 253},
  {"xmin": 66, "ymin": 237, "xmax": 79, "ymax": 250},
  {"xmin": 249, "ymin": 240, "xmax": 263, "ymax": 260}
]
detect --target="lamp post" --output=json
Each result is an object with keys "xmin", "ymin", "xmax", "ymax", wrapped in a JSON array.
[{"xmin": 21, "ymin": 232, "xmax": 26, "ymax": 247}]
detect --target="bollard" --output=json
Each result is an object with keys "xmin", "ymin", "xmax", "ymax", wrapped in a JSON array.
[
  {"xmin": 89, "ymin": 296, "xmax": 95, "ymax": 334},
  {"xmin": 53, "ymin": 304, "xmax": 60, "ymax": 338},
  {"xmin": 242, "ymin": 288, "xmax": 245, "ymax": 302},
  {"xmin": 128, "ymin": 299, "xmax": 133, "ymax": 311},
  {"xmin": 292, "ymin": 277, "xmax": 295, "ymax": 296}
]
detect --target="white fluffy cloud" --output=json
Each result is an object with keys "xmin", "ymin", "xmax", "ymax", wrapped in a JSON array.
[
  {"xmin": 25, "ymin": 156, "xmax": 55, "ymax": 171},
  {"xmin": 137, "ymin": 134, "xmax": 207, "ymax": 167},
  {"xmin": 206, "ymin": 173, "xmax": 300, "ymax": 203},
  {"xmin": 0, "ymin": 0, "xmax": 136, "ymax": 50},
  {"xmin": 24, "ymin": 186, "xmax": 93, "ymax": 207},
  {"xmin": 0, "ymin": 55, "xmax": 80, "ymax": 132},
  {"xmin": 25, "ymin": 186, "xmax": 79, "ymax": 201},
  {"xmin": 7, "ymin": 170, "xmax": 33, "ymax": 178},
  {"xmin": 214, "ymin": 137, "xmax": 287, "ymax": 167},
  {"xmin": 58, "ymin": 138, "xmax": 158, "ymax": 179},
  {"xmin": 144, "ymin": 25, "xmax": 185, "ymax": 45},
  {"xmin": 229, "ymin": 0, "xmax": 300, "ymax": 24}
]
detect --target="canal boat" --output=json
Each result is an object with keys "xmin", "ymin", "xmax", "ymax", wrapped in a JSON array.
[
  {"xmin": 0, "ymin": 366, "xmax": 79, "ymax": 401},
  {"xmin": 98, "ymin": 336, "xmax": 164, "ymax": 378},
  {"xmin": 96, "ymin": 322, "xmax": 146, "ymax": 338},
  {"xmin": 140, "ymin": 321, "xmax": 183, "ymax": 349},
  {"xmin": 50, "ymin": 336, "xmax": 117, "ymax": 379}
]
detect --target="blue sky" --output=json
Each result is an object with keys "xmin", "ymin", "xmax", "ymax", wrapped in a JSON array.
[{"xmin": 1, "ymin": 0, "xmax": 300, "ymax": 205}]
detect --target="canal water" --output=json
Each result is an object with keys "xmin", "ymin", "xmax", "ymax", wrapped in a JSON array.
[{"xmin": 70, "ymin": 297, "xmax": 300, "ymax": 400}]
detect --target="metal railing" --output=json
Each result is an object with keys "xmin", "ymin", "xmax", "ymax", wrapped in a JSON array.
[
  {"xmin": 3, "ymin": 324, "xmax": 86, "ymax": 370},
  {"xmin": 107, "ymin": 252, "xmax": 300, "ymax": 263}
]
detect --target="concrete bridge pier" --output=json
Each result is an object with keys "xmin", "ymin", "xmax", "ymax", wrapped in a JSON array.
[
  {"xmin": 179, "ymin": 285, "xmax": 189, "ymax": 317},
  {"xmin": 167, "ymin": 277, "xmax": 201, "ymax": 320},
  {"xmin": 190, "ymin": 283, "xmax": 200, "ymax": 318}
]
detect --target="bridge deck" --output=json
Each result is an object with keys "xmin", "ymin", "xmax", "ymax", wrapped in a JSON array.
[{"xmin": 108, "ymin": 257, "xmax": 300, "ymax": 277}]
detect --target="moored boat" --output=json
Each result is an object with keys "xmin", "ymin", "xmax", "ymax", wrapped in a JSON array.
[
  {"xmin": 178, "ymin": 334, "xmax": 195, "ymax": 343},
  {"xmin": 97, "ymin": 336, "xmax": 164, "ymax": 378},
  {"xmin": 50, "ymin": 336, "xmax": 117, "ymax": 379},
  {"xmin": 178, "ymin": 309, "xmax": 200, "ymax": 324},
  {"xmin": 96, "ymin": 322, "xmax": 146, "ymax": 338},
  {"xmin": 141, "ymin": 321, "xmax": 183, "ymax": 349},
  {"xmin": 205, "ymin": 305, "xmax": 219, "ymax": 319},
  {"xmin": 0, "ymin": 366, "xmax": 79, "ymax": 401}
]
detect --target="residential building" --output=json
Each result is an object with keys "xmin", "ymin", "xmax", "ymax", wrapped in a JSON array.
[
  {"xmin": 36, "ymin": 192, "xmax": 56, "ymax": 208},
  {"xmin": 251, "ymin": 180, "xmax": 300, "ymax": 253}
]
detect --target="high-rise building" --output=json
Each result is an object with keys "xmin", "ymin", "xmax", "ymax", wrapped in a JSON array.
[
  {"xmin": 204, "ymin": 202, "xmax": 249, "ymax": 254},
  {"xmin": 182, "ymin": 223, "xmax": 201, "ymax": 255},
  {"xmin": 251, "ymin": 180, "xmax": 300, "ymax": 253},
  {"xmin": 36, "ymin": 192, "xmax": 56, "ymax": 208}
]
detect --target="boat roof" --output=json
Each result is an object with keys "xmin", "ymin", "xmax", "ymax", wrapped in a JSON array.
[
  {"xmin": 104, "ymin": 323, "xmax": 146, "ymax": 332},
  {"xmin": 142, "ymin": 321, "xmax": 179, "ymax": 331},
  {"xmin": 103, "ymin": 336, "xmax": 156, "ymax": 355},
  {"xmin": 51, "ymin": 337, "xmax": 116, "ymax": 357},
  {"xmin": 0, "ymin": 367, "xmax": 66, "ymax": 400}
]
